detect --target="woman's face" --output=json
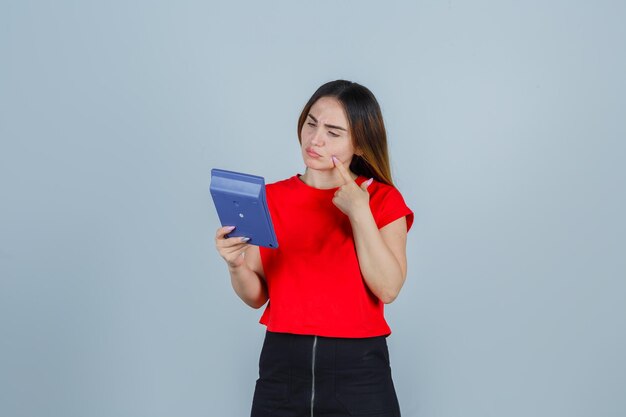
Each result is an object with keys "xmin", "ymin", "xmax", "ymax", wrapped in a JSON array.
[{"xmin": 300, "ymin": 96, "xmax": 357, "ymax": 171}]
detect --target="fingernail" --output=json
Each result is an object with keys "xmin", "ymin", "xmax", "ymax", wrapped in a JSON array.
[
  {"xmin": 225, "ymin": 225, "xmax": 236, "ymax": 231},
  {"xmin": 332, "ymin": 156, "xmax": 338, "ymax": 165},
  {"xmin": 240, "ymin": 237, "xmax": 250, "ymax": 242},
  {"xmin": 366, "ymin": 178, "xmax": 374, "ymax": 187}
]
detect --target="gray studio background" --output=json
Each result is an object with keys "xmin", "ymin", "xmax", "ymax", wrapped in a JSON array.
[{"xmin": 1, "ymin": 1, "xmax": 625, "ymax": 416}]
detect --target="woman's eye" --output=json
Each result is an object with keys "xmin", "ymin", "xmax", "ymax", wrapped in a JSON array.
[
  {"xmin": 307, "ymin": 122, "xmax": 316, "ymax": 127},
  {"xmin": 329, "ymin": 131, "xmax": 339, "ymax": 137}
]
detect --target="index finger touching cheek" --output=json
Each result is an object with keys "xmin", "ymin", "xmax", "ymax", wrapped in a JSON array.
[{"xmin": 331, "ymin": 156, "xmax": 354, "ymax": 183}]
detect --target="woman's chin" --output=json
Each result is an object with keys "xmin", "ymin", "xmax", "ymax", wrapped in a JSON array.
[
  {"xmin": 303, "ymin": 158, "xmax": 332, "ymax": 170},
  {"xmin": 304, "ymin": 163, "xmax": 333, "ymax": 172}
]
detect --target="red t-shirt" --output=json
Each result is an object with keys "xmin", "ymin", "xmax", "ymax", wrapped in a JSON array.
[{"xmin": 259, "ymin": 174, "xmax": 414, "ymax": 338}]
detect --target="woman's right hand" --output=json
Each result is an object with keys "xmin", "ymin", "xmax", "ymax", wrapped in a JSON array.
[{"xmin": 215, "ymin": 226, "xmax": 251, "ymax": 269}]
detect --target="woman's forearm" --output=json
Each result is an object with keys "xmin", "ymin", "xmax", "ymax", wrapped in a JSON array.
[
  {"xmin": 349, "ymin": 210, "xmax": 405, "ymax": 304},
  {"xmin": 228, "ymin": 263, "xmax": 268, "ymax": 309}
]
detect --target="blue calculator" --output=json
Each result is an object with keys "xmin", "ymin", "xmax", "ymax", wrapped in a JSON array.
[{"xmin": 209, "ymin": 168, "xmax": 278, "ymax": 249}]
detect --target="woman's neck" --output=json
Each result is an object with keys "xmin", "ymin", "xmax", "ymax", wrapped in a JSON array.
[{"xmin": 300, "ymin": 167, "xmax": 358, "ymax": 189}]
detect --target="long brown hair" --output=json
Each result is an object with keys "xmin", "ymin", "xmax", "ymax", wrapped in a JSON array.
[{"xmin": 297, "ymin": 80, "xmax": 394, "ymax": 186}]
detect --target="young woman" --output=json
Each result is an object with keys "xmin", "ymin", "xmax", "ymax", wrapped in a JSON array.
[{"xmin": 215, "ymin": 80, "xmax": 414, "ymax": 417}]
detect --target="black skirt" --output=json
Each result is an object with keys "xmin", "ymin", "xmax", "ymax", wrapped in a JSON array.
[{"xmin": 251, "ymin": 330, "xmax": 401, "ymax": 417}]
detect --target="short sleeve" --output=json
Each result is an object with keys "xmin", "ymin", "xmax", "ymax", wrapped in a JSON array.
[{"xmin": 371, "ymin": 184, "xmax": 414, "ymax": 232}]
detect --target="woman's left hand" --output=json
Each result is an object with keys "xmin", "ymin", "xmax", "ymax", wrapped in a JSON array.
[{"xmin": 331, "ymin": 156, "xmax": 373, "ymax": 219}]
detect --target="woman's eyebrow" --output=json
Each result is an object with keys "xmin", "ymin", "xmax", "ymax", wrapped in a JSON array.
[{"xmin": 307, "ymin": 113, "xmax": 347, "ymax": 131}]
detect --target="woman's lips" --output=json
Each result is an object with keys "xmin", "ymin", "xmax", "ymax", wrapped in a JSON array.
[{"xmin": 306, "ymin": 148, "xmax": 322, "ymax": 158}]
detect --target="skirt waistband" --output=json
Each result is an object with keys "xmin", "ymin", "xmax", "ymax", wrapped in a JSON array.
[{"xmin": 260, "ymin": 330, "xmax": 391, "ymax": 376}]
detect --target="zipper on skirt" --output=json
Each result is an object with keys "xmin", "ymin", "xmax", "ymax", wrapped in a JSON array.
[{"xmin": 310, "ymin": 335, "xmax": 318, "ymax": 417}]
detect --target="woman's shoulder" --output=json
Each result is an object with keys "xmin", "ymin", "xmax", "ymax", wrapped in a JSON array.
[
  {"xmin": 367, "ymin": 177, "xmax": 406, "ymax": 200},
  {"xmin": 265, "ymin": 175, "xmax": 302, "ymax": 199},
  {"xmin": 367, "ymin": 178, "xmax": 414, "ymax": 231},
  {"xmin": 266, "ymin": 175, "xmax": 298, "ymax": 190}
]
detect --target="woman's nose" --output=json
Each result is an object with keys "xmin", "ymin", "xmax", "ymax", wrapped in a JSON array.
[{"xmin": 311, "ymin": 129, "xmax": 324, "ymax": 146}]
